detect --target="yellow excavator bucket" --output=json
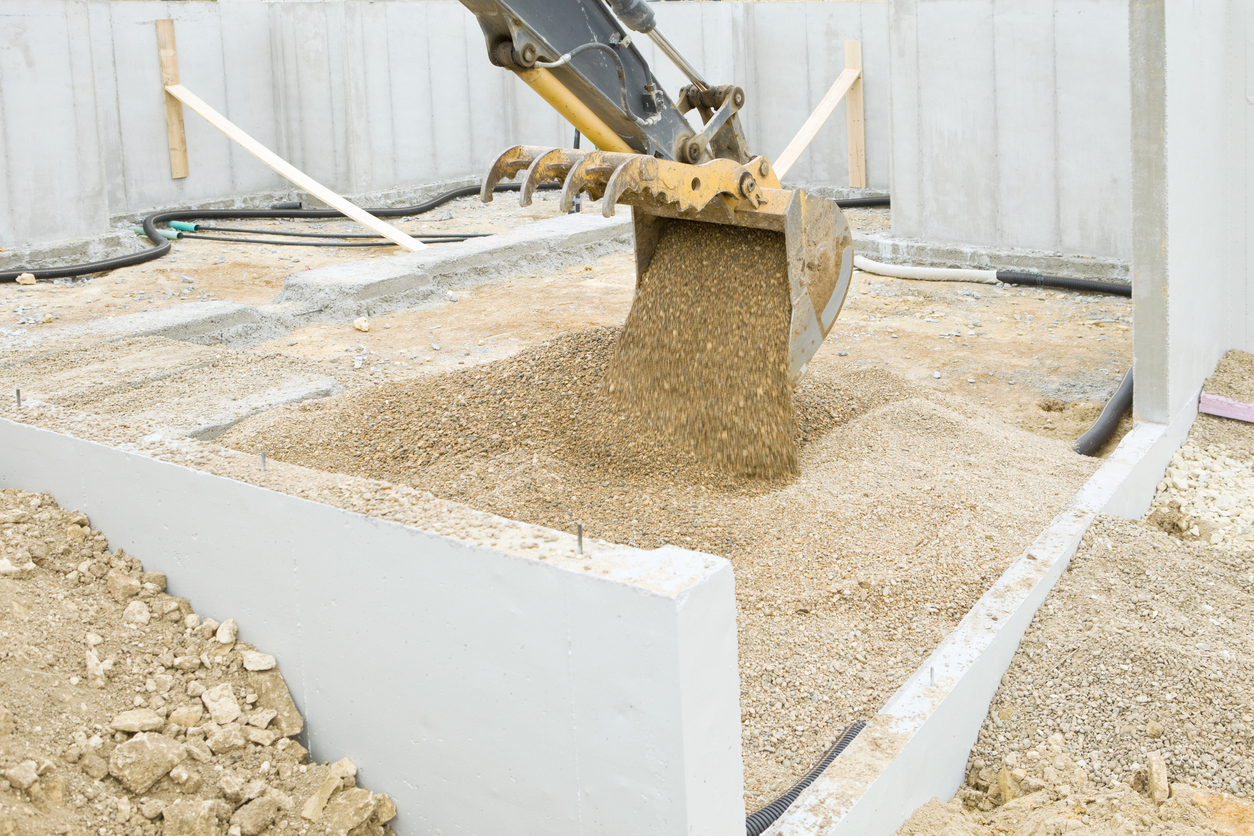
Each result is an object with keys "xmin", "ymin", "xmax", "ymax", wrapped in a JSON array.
[{"xmin": 483, "ymin": 145, "xmax": 855, "ymax": 380}]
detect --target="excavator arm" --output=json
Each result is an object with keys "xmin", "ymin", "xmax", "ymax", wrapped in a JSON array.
[{"xmin": 457, "ymin": 0, "xmax": 855, "ymax": 382}]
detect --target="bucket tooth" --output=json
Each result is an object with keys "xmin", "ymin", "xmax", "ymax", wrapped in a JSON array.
[
  {"xmin": 481, "ymin": 145, "xmax": 551, "ymax": 202},
  {"xmin": 520, "ymin": 148, "xmax": 586, "ymax": 207},
  {"xmin": 560, "ymin": 152, "xmax": 636, "ymax": 213},
  {"xmin": 601, "ymin": 157, "xmax": 764, "ymax": 217}
]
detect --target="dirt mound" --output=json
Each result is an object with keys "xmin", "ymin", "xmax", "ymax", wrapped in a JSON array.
[{"xmin": 0, "ymin": 488, "xmax": 396, "ymax": 836}]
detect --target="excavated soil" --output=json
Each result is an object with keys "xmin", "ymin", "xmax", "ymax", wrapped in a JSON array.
[
  {"xmin": 218, "ymin": 328, "xmax": 1100, "ymax": 808},
  {"xmin": 0, "ymin": 488, "xmax": 396, "ymax": 836},
  {"xmin": 603, "ymin": 220, "xmax": 796, "ymax": 478}
]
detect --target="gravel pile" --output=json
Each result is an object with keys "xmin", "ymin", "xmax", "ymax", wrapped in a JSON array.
[
  {"xmin": 216, "ymin": 330, "xmax": 1098, "ymax": 808},
  {"xmin": 0, "ymin": 488, "xmax": 397, "ymax": 836},
  {"xmin": 603, "ymin": 220, "xmax": 796, "ymax": 478}
]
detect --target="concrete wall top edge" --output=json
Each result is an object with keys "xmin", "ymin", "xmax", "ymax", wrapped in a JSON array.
[{"xmin": 0, "ymin": 411, "xmax": 727, "ymax": 601}]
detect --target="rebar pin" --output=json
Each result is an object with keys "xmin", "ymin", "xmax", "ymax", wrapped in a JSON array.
[
  {"xmin": 261, "ymin": 451, "xmax": 266, "ymax": 472},
  {"xmin": 576, "ymin": 522, "xmax": 584, "ymax": 556},
  {"xmin": 930, "ymin": 666, "xmax": 935, "ymax": 687},
  {"xmin": 15, "ymin": 389, "xmax": 20, "ymax": 409}
]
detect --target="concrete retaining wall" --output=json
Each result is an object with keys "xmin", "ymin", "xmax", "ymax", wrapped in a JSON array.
[
  {"xmin": 887, "ymin": 0, "xmax": 1133, "ymax": 261},
  {"xmin": 0, "ymin": 0, "xmax": 890, "ymax": 253},
  {"xmin": 0, "ymin": 416, "xmax": 745, "ymax": 836}
]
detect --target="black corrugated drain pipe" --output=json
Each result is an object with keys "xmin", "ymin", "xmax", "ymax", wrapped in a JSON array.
[{"xmin": 745, "ymin": 720, "xmax": 865, "ymax": 836}]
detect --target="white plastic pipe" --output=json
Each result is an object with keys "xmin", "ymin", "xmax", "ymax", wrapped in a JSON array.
[{"xmin": 853, "ymin": 255, "xmax": 997, "ymax": 284}]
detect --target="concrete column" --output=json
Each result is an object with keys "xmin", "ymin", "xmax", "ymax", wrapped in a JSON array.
[{"xmin": 1129, "ymin": 0, "xmax": 1248, "ymax": 425}]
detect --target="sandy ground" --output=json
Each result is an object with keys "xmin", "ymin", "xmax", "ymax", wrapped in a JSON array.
[{"xmin": 1, "ymin": 196, "xmax": 1138, "ymax": 812}]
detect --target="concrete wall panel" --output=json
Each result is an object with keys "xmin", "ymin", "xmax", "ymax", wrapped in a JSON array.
[
  {"xmin": 916, "ymin": 0, "xmax": 999, "ymax": 245},
  {"xmin": 0, "ymin": 0, "xmax": 109, "ymax": 247},
  {"xmin": 1054, "ymin": 0, "xmax": 1131, "ymax": 258},
  {"xmin": 889, "ymin": 0, "xmax": 1132, "ymax": 259},
  {"xmin": 990, "ymin": 2, "xmax": 1057, "ymax": 251}
]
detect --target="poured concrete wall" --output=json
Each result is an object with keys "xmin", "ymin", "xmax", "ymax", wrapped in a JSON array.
[
  {"xmin": 0, "ymin": 0, "xmax": 889, "ymax": 252},
  {"xmin": 0, "ymin": 417, "xmax": 744, "ymax": 836},
  {"xmin": 888, "ymin": 0, "xmax": 1132, "ymax": 260},
  {"xmin": 1130, "ymin": 0, "xmax": 1252, "ymax": 426}
]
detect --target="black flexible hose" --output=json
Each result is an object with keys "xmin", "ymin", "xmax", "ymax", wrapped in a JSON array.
[
  {"xmin": 193, "ymin": 225, "xmax": 489, "ymax": 240},
  {"xmin": 835, "ymin": 197, "xmax": 891, "ymax": 209},
  {"xmin": 996, "ymin": 270, "xmax": 1130, "ymax": 298},
  {"xmin": 1074, "ymin": 367, "xmax": 1133, "ymax": 456},
  {"xmin": 745, "ymin": 721, "xmax": 865, "ymax": 836},
  {"xmin": 181, "ymin": 234, "xmax": 477, "ymax": 248},
  {"xmin": 0, "ymin": 182, "xmax": 540, "ymax": 283}
]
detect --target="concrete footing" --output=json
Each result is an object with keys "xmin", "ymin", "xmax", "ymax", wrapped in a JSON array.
[{"xmin": 0, "ymin": 230, "xmax": 148, "ymax": 274}]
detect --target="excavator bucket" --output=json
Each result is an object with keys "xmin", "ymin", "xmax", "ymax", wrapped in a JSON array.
[{"xmin": 483, "ymin": 145, "xmax": 855, "ymax": 380}]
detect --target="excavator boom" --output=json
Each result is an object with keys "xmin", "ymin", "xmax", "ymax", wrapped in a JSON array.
[{"xmin": 457, "ymin": 0, "xmax": 854, "ymax": 380}]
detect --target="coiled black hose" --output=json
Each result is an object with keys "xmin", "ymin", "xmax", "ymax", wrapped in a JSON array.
[
  {"xmin": 996, "ymin": 270, "xmax": 1131, "ymax": 298},
  {"xmin": 0, "ymin": 183, "xmax": 537, "ymax": 283},
  {"xmin": 1074, "ymin": 367, "xmax": 1134, "ymax": 456},
  {"xmin": 745, "ymin": 721, "xmax": 865, "ymax": 836}
]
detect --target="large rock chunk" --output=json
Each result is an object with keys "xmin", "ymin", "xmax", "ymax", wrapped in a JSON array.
[
  {"xmin": 2, "ymin": 760, "xmax": 38, "ymax": 790},
  {"xmin": 322, "ymin": 788, "xmax": 375, "ymax": 835},
  {"xmin": 320, "ymin": 788, "xmax": 396, "ymax": 836},
  {"xmin": 249, "ymin": 670, "xmax": 303, "ymax": 737},
  {"xmin": 106, "ymin": 569, "xmax": 140, "ymax": 601},
  {"xmin": 200, "ymin": 683, "xmax": 241, "ymax": 724},
  {"xmin": 110, "ymin": 708, "xmax": 165, "ymax": 733},
  {"xmin": 162, "ymin": 799, "xmax": 230, "ymax": 836},
  {"xmin": 205, "ymin": 722, "xmax": 246, "ymax": 754},
  {"xmin": 108, "ymin": 732, "xmax": 185, "ymax": 793},
  {"xmin": 231, "ymin": 797, "xmax": 279, "ymax": 836}
]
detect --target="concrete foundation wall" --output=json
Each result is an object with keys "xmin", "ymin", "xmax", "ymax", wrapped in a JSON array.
[
  {"xmin": 0, "ymin": 0, "xmax": 889, "ymax": 252},
  {"xmin": 888, "ymin": 0, "xmax": 1133, "ymax": 261},
  {"xmin": 0, "ymin": 417, "xmax": 744, "ymax": 836}
]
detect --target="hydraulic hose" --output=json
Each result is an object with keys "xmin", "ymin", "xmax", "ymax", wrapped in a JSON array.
[
  {"xmin": 745, "ymin": 721, "xmax": 865, "ymax": 836},
  {"xmin": 0, "ymin": 182, "xmax": 542, "ymax": 284},
  {"xmin": 1074, "ymin": 367, "xmax": 1133, "ymax": 456}
]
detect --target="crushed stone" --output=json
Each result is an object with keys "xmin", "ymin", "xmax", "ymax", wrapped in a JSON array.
[{"xmin": 0, "ymin": 488, "xmax": 396, "ymax": 836}]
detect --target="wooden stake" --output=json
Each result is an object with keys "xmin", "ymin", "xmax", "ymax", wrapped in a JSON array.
[
  {"xmin": 845, "ymin": 40, "xmax": 867, "ymax": 189},
  {"xmin": 164, "ymin": 83, "xmax": 425, "ymax": 251},
  {"xmin": 156, "ymin": 20, "xmax": 189, "ymax": 180}
]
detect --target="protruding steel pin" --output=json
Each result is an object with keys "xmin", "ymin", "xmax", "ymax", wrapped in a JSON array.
[
  {"xmin": 260, "ymin": 451, "xmax": 266, "ymax": 472},
  {"xmin": 930, "ymin": 666, "xmax": 936, "ymax": 687},
  {"xmin": 15, "ymin": 389, "xmax": 20, "ymax": 408},
  {"xmin": 576, "ymin": 522, "xmax": 584, "ymax": 556}
]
